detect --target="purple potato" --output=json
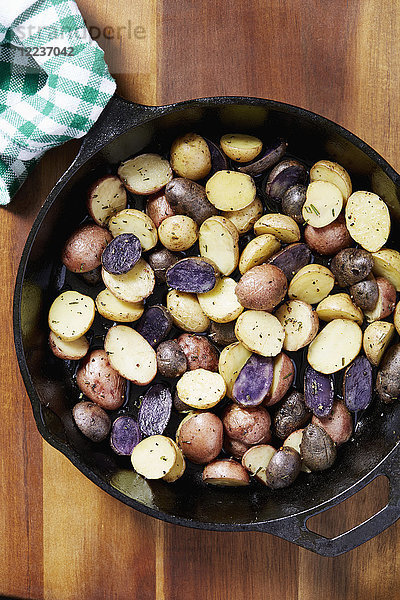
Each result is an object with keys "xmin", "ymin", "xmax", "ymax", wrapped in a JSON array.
[
  {"xmin": 268, "ymin": 243, "xmax": 311, "ymax": 281},
  {"xmin": 208, "ymin": 321, "xmax": 237, "ymax": 346},
  {"xmin": 238, "ymin": 139, "xmax": 288, "ymax": 176},
  {"xmin": 232, "ymin": 354, "xmax": 273, "ymax": 406},
  {"xmin": 204, "ymin": 138, "xmax": 229, "ymax": 175},
  {"xmin": 166, "ymin": 257, "xmax": 219, "ymax": 293},
  {"xmin": 148, "ymin": 248, "xmax": 180, "ymax": 282},
  {"xmin": 350, "ymin": 277, "xmax": 379, "ymax": 311},
  {"xmin": 138, "ymin": 384, "xmax": 173, "ymax": 436},
  {"xmin": 274, "ymin": 390, "xmax": 311, "ymax": 439},
  {"xmin": 330, "ymin": 248, "xmax": 373, "ymax": 287},
  {"xmin": 80, "ymin": 265, "xmax": 102, "ymax": 285},
  {"xmin": 265, "ymin": 160, "xmax": 307, "ymax": 201},
  {"xmin": 110, "ymin": 416, "xmax": 142, "ymax": 455},
  {"xmin": 156, "ymin": 340, "xmax": 188, "ymax": 378},
  {"xmin": 304, "ymin": 366, "xmax": 334, "ymax": 418},
  {"xmin": 101, "ymin": 233, "xmax": 142, "ymax": 274},
  {"xmin": 300, "ymin": 423, "xmax": 337, "ymax": 471},
  {"xmin": 343, "ymin": 356, "xmax": 373, "ymax": 411},
  {"xmin": 135, "ymin": 305, "xmax": 173, "ymax": 347},
  {"xmin": 265, "ymin": 447, "xmax": 301, "ymax": 489},
  {"xmin": 72, "ymin": 401, "xmax": 111, "ymax": 442},
  {"xmin": 281, "ymin": 184, "xmax": 307, "ymax": 224},
  {"xmin": 376, "ymin": 344, "xmax": 400, "ymax": 403},
  {"xmin": 165, "ymin": 178, "xmax": 218, "ymax": 225}
]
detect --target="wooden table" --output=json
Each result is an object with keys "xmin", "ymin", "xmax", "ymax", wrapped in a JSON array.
[{"xmin": 2, "ymin": 1, "xmax": 400, "ymax": 598}]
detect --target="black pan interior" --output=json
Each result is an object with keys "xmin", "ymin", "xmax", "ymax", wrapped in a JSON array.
[{"xmin": 15, "ymin": 98, "xmax": 400, "ymax": 530}]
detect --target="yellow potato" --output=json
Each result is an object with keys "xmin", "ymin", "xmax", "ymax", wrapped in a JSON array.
[
  {"xmin": 199, "ymin": 216, "xmax": 239, "ymax": 275},
  {"xmin": 102, "ymin": 259, "xmax": 155, "ymax": 303},
  {"xmin": 205, "ymin": 170, "xmax": 256, "ymax": 211},
  {"xmin": 108, "ymin": 209, "xmax": 158, "ymax": 251},
  {"xmin": 170, "ymin": 132, "xmax": 211, "ymax": 180},
  {"xmin": 345, "ymin": 191, "xmax": 390, "ymax": 252},
  {"xmin": 158, "ymin": 215, "xmax": 199, "ymax": 251},
  {"xmin": 254, "ymin": 213, "xmax": 300, "ymax": 243},
  {"xmin": 238, "ymin": 234, "xmax": 281, "ymax": 274},
  {"xmin": 288, "ymin": 264, "xmax": 335, "ymax": 304},
  {"xmin": 167, "ymin": 290, "xmax": 210, "ymax": 332},
  {"xmin": 307, "ymin": 319, "xmax": 362, "ymax": 374},
  {"xmin": 235, "ymin": 310, "xmax": 284, "ymax": 357},
  {"xmin": 48, "ymin": 291, "xmax": 95, "ymax": 342},
  {"xmin": 218, "ymin": 342, "xmax": 252, "ymax": 398},
  {"xmin": 310, "ymin": 160, "xmax": 352, "ymax": 204},
  {"xmin": 303, "ymin": 181, "xmax": 343, "ymax": 227},
  {"xmin": 372, "ymin": 248, "xmax": 400, "ymax": 291},
  {"xmin": 363, "ymin": 321, "xmax": 395, "ymax": 366},
  {"xmin": 176, "ymin": 369, "xmax": 226, "ymax": 409},
  {"xmin": 220, "ymin": 134, "xmax": 263, "ymax": 163},
  {"xmin": 197, "ymin": 277, "xmax": 244, "ymax": 323},
  {"xmin": 221, "ymin": 196, "xmax": 263, "ymax": 234},
  {"xmin": 118, "ymin": 154, "xmax": 173, "ymax": 195},
  {"xmin": 316, "ymin": 293, "xmax": 363, "ymax": 325}
]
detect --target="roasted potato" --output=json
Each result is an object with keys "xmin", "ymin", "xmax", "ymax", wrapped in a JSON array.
[
  {"xmin": 220, "ymin": 133, "xmax": 263, "ymax": 162},
  {"xmin": 48, "ymin": 291, "xmax": 95, "ymax": 342},
  {"xmin": 238, "ymin": 234, "xmax": 281, "ymax": 274},
  {"xmin": 203, "ymin": 459, "xmax": 250, "ymax": 486},
  {"xmin": 288, "ymin": 264, "xmax": 335, "ymax": 304},
  {"xmin": 170, "ymin": 133, "xmax": 211, "ymax": 180},
  {"xmin": 312, "ymin": 400, "xmax": 353, "ymax": 445},
  {"xmin": 232, "ymin": 354, "xmax": 273, "ymax": 406},
  {"xmin": 118, "ymin": 153, "xmax": 173, "ymax": 195},
  {"xmin": 95, "ymin": 289, "xmax": 144, "ymax": 323},
  {"xmin": 363, "ymin": 321, "xmax": 395, "ymax": 366},
  {"xmin": 275, "ymin": 300, "xmax": 319, "ymax": 352},
  {"xmin": 158, "ymin": 215, "xmax": 199, "ymax": 251},
  {"xmin": 350, "ymin": 276, "xmax": 379, "ymax": 312},
  {"xmin": 62, "ymin": 224, "xmax": 112, "ymax": 273},
  {"xmin": 273, "ymin": 391, "xmax": 311, "ymax": 439},
  {"xmin": 148, "ymin": 248, "xmax": 180, "ymax": 282},
  {"xmin": 268, "ymin": 242, "xmax": 311, "ymax": 281},
  {"xmin": 281, "ymin": 184, "xmax": 306, "ymax": 224},
  {"xmin": 101, "ymin": 233, "xmax": 142, "ymax": 275},
  {"xmin": 264, "ymin": 352, "xmax": 295, "ymax": 406},
  {"xmin": 76, "ymin": 349, "xmax": 126, "ymax": 410},
  {"xmin": 177, "ymin": 412, "xmax": 223, "ymax": 464},
  {"xmin": 176, "ymin": 333, "xmax": 219, "ymax": 372},
  {"xmin": 372, "ymin": 248, "xmax": 400, "ymax": 291},
  {"xmin": 376, "ymin": 344, "xmax": 400, "ymax": 403},
  {"xmin": 309, "ymin": 160, "xmax": 352, "ymax": 203},
  {"xmin": 316, "ymin": 293, "xmax": 364, "ymax": 325},
  {"xmin": 218, "ymin": 341, "xmax": 252, "ymax": 398},
  {"xmin": 138, "ymin": 384, "xmax": 172, "ymax": 436},
  {"xmin": 266, "ymin": 160, "xmax": 307, "ymax": 201},
  {"xmin": 102, "ymin": 258, "xmax": 155, "ymax": 303},
  {"xmin": 49, "ymin": 331, "xmax": 89, "ymax": 360},
  {"xmin": 176, "ymin": 369, "xmax": 226, "ymax": 409},
  {"xmin": 304, "ymin": 214, "xmax": 352, "ymax": 255},
  {"xmin": 221, "ymin": 197, "xmax": 263, "ymax": 234},
  {"xmin": 73, "ymin": 401, "xmax": 111, "ymax": 442},
  {"xmin": 198, "ymin": 277, "xmax": 244, "ymax": 323},
  {"xmin": 343, "ymin": 356, "xmax": 373, "ymax": 411},
  {"xmin": 166, "ymin": 257, "xmax": 219, "ymax": 293},
  {"xmin": 131, "ymin": 435, "xmax": 178, "ymax": 479},
  {"xmin": 199, "ymin": 216, "xmax": 239, "ymax": 276},
  {"xmin": 222, "ymin": 403, "xmax": 271, "ymax": 446},
  {"xmin": 110, "ymin": 416, "xmax": 141, "ymax": 456},
  {"xmin": 303, "ymin": 181, "xmax": 343, "ymax": 227},
  {"xmin": 165, "ymin": 178, "xmax": 218, "ymax": 225},
  {"xmin": 254, "ymin": 213, "xmax": 300, "ymax": 243},
  {"xmin": 304, "ymin": 366, "xmax": 334, "ymax": 417},
  {"xmin": 345, "ymin": 191, "xmax": 390, "ymax": 252},
  {"xmin": 208, "ymin": 320, "xmax": 237, "ymax": 346},
  {"xmin": 87, "ymin": 175, "xmax": 127, "ymax": 226},
  {"xmin": 156, "ymin": 340, "xmax": 188, "ymax": 378},
  {"xmin": 235, "ymin": 310, "xmax": 285, "ymax": 357},
  {"xmin": 330, "ymin": 248, "xmax": 373, "ymax": 287},
  {"xmin": 364, "ymin": 277, "xmax": 396, "ymax": 322},
  {"xmin": 108, "ymin": 209, "xmax": 158, "ymax": 252},
  {"xmin": 241, "ymin": 444, "xmax": 276, "ymax": 484},
  {"xmin": 307, "ymin": 319, "xmax": 362, "ymax": 374},
  {"xmin": 135, "ymin": 305, "xmax": 173, "ymax": 347},
  {"xmin": 264, "ymin": 447, "xmax": 301, "ymax": 489},
  {"xmin": 300, "ymin": 423, "xmax": 336, "ymax": 471},
  {"xmin": 167, "ymin": 290, "xmax": 210, "ymax": 333},
  {"xmin": 146, "ymin": 191, "xmax": 175, "ymax": 227},
  {"xmin": 235, "ymin": 264, "xmax": 287, "ymax": 311},
  {"xmin": 104, "ymin": 325, "xmax": 157, "ymax": 385},
  {"xmin": 205, "ymin": 170, "xmax": 256, "ymax": 211},
  {"xmin": 238, "ymin": 139, "xmax": 287, "ymax": 176}
]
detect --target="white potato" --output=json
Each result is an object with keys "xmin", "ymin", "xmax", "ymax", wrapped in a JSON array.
[
  {"xmin": 307, "ymin": 319, "xmax": 362, "ymax": 374},
  {"xmin": 49, "ymin": 331, "xmax": 89, "ymax": 360},
  {"xmin": 104, "ymin": 324, "xmax": 157, "ymax": 385},
  {"xmin": 199, "ymin": 216, "xmax": 239, "ymax": 275},
  {"xmin": 288, "ymin": 264, "xmax": 335, "ymax": 304},
  {"xmin": 345, "ymin": 191, "xmax": 390, "ymax": 252},
  {"xmin": 302, "ymin": 180, "xmax": 343, "ymax": 227},
  {"xmin": 102, "ymin": 259, "xmax": 155, "ymax": 303},
  {"xmin": 241, "ymin": 445, "xmax": 276, "ymax": 484},
  {"xmin": 218, "ymin": 342, "xmax": 252, "ymax": 398},
  {"xmin": 158, "ymin": 215, "xmax": 198, "ymax": 251},
  {"xmin": 275, "ymin": 300, "xmax": 319, "ymax": 352},
  {"xmin": 235, "ymin": 310, "xmax": 285, "ymax": 357},
  {"xmin": 395, "ymin": 302, "xmax": 400, "ymax": 334},
  {"xmin": 170, "ymin": 132, "xmax": 211, "ymax": 180},
  {"xmin": 176, "ymin": 369, "xmax": 226, "ymax": 409},
  {"xmin": 220, "ymin": 134, "xmax": 263, "ymax": 162},
  {"xmin": 254, "ymin": 213, "xmax": 300, "ymax": 243},
  {"xmin": 283, "ymin": 429, "xmax": 311, "ymax": 473},
  {"xmin": 162, "ymin": 441, "xmax": 186, "ymax": 483},
  {"xmin": 363, "ymin": 321, "xmax": 395, "ymax": 366},
  {"xmin": 310, "ymin": 160, "xmax": 352, "ymax": 204},
  {"xmin": 48, "ymin": 291, "xmax": 95, "ymax": 341},
  {"xmin": 197, "ymin": 277, "xmax": 244, "ymax": 323},
  {"xmin": 118, "ymin": 153, "xmax": 173, "ymax": 195},
  {"xmin": 131, "ymin": 435, "xmax": 177, "ymax": 479},
  {"xmin": 221, "ymin": 196, "xmax": 263, "ymax": 234},
  {"xmin": 316, "ymin": 293, "xmax": 363, "ymax": 325},
  {"xmin": 108, "ymin": 208, "xmax": 158, "ymax": 251},
  {"xmin": 238, "ymin": 233, "xmax": 281, "ymax": 274},
  {"xmin": 205, "ymin": 170, "xmax": 256, "ymax": 211},
  {"xmin": 167, "ymin": 290, "xmax": 210, "ymax": 332},
  {"xmin": 372, "ymin": 248, "xmax": 400, "ymax": 291},
  {"xmin": 95, "ymin": 289, "xmax": 144, "ymax": 322},
  {"xmin": 87, "ymin": 175, "xmax": 127, "ymax": 226}
]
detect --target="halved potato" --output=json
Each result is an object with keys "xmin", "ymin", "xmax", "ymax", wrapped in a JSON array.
[
  {"xmin": 238, "ymin": 234, "xmax": 281, "ymax": 274},
  {"xmin": 241, "ymin": 444, "xmax": 276, "ymax": 484},
  {"xmin": 108, "ymin": 209, "xmax": 158, "ymax": 251},
  {"xmin": 158, "ymin": 215, "xmax": 199, "ymax": 251},
  {"xmin": 87, "ymin": 175, "xmax": 127, "ymax": 226},
  {"xmin": 48, "ymin": 291, "xmax": 95, "ymax": 341},
  {"xmin": 275, "ymin": 300, "xmax": 319, "ymax": 352},
  {"xmin": 302, "ymin": 181, "xmax": 343, "ymax": 227},
  {"xmin": 162, "ymin": 441, "xmax": 186, "ymax": 483},
  {"xmin": 220, "ymin": 134, "xmax": 263, "ymax": 162},
  {"xmin": 49, "ymin": 331, "xmax": 89, "ymax": 360},
  {"xmin": 372, "ymin": 248, "xmax": 400, "ymax": 291},
  {"xmin": 345, "ymin": 191, "xmax": 390, "ymax": 252},
  {"xmin": 205, "ymin": 170, "xmax": 256, "ymax": 211},
  {"xmin": 221, "ymin": 197, "xmax": 263, "ymax": 234},
  {"xmin": 316, "ymin": 293, "xmax": 364, "ymax": 325},
  {"xmin": 364, "ymin": 277, "xmax": 396, "ymax": 323},
  {"xmin": 104, "ymin": 324, "xmax": 157, "ymax": 385},
  {"xmin": 199, "ymin": 216, "xmax": 239, "ymax": 275},
  {"xmin": 197, "ymin": 277, "xmax": 244, "ymax": 323},
  {"xmin": 264, "ymin": 352, "xmax": 295, "ymax": 406},
  {"xmin": 310, "ymin": 160, "xmax": 352, "ymax": 204},
  {"xmin": 166, "ymin": 290, "xmax": 210, "ymax": 332},
  {"xmin": 363, "ymin": 321, "xmax": 395, "ymax": 366},
  {"xmin": 176, "ymin": 369, "xmax": 226, "ymax": 409},
  {"xmin": 170, "ymin": 133, "xmax": 211, "ymax": 180},
  {"xmin": 307, "ymin": 319, "xmax": 363, "ymax": 374},
  {"xmin": 254, "ymin": 213, "xmax": 300, "ymax": 243},
  {"xmin": 218, "ymin": 342, "xmax": 252, "ymax": 398},
  {"xmin": 95, "ymin": 289, "xmax": 144, "ymax": 322},
  {"xmin": 288, "ymin": 264, "xmax": 335, "ymax": 304},
  {"xmin": 131, "ymin": 435, "xmax": 177, "ymax": 479},
  {"xmin": 235, "ymin": 310, "xmax": 285, "ymax": 357},
  {"xmin": 102, "ymin": 259, "xmax": 155, "ymax": 303},
  {"xmin": 395, "ymin": 302, "xmax": 400, "ymax": 334},
  {"xmin": 203, "ymin": 459, "xmax": 250, "ymax": 486},
  {"xmin": 118, "ymin": 154, "xmax": 173, "ymax": 195},
  {"xmin": 283, "ymin": 429, "xmax": 311, "ymax": 473}
]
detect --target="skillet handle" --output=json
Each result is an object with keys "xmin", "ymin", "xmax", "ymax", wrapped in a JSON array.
[{"xmin": 254, "ymin": 447, "xmax": 400, "ymax": 557}]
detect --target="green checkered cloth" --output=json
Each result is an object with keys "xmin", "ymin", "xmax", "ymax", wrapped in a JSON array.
[{"xmin": 0, "ymin": 0, "xmax": 116, "ymax": 204}]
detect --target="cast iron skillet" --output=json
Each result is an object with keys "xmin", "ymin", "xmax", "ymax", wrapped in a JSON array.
[{"xmin": 13, "ymin": 94, "xmax": 400, "ymax": 557}]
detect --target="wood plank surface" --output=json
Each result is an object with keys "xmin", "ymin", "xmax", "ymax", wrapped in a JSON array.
[{"xmin": 1, "ymin": 1, "xmax": 400, "ymax": 598}]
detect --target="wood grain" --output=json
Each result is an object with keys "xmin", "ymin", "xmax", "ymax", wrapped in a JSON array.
[{"xmin": 2, "ymin": 0, "xmax": 400, "ymax": 598}]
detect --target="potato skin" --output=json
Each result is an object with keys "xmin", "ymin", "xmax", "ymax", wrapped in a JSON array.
[
  {"xmin": 156, "ymin": 340, "xmax": 187, "ymax": 378},
  {"xmin": 222, "ymin": 404, "xmax": 271, "ymax": 446},
  {"xmin": 330, "ymin": 248, "xmax": 373, "ymax": 287},
  {"xmin": 176, "ymin": 334, "xmax": 219, "ymax": 371},
  {"xmin": 264, "ymin": 352, "xmax": 295, "ymax": 406},
  {"xmin": 165, "ymin": 178, "xmax": 218, "ymax": 225},
  {"xmin": 376, "ymin": 343, "xmax": 400, "ymax": 403},
  {"xmin": 350, "ymin": 277, "xmax": 379, "ymax": 311},
  {"xmin": 208, "ymin": 321, "xmax": 237, "ymax": 346},
  {"xmin": 202, "ymin": 458, "xmax": 250, "ymax": 485},
  {"xmin": 235, "ymin": 264, "xmax": 287, "ymax": 311},
  {"xmin": 312, "ymin": 400, "xmax": 353, "ymax": 445},
  {"xmin": 223, "ymin": 432, "xmax": 272, "ymax": 459},
  {"xmin": 300, "ymin": 423, "xmax": 336, "ymax": 471},
  {"xmin": 158, "ymin": 215, "xmax": 199, "ymax": 251},
  {"xmin": 76, "ymin": 349, "xmax": 126, "ymax": 410},
  {"xmin": 273, "ymin": 391, "xmax": 311, "ymax": 439},
  {"xmin": 170, "ymin": 133, "xmax": 212, "ymax": 181},
  {"xmin": 265, "ymin": 447, "xmax": 301, "ymax": 489},
  {"xmin": 304, "ymin": 214, "xmax": 353, "ymax": 256},
  {"xmin": 62, "ymin": 224, "xmax": 112, "ymax": 273},
  {"xmin": 146, "ymin": 191, "xmax": 175, "ymax": 227},
  {"xmin": 148, "ymin": 248, "xmax": 180, "ymax": 282},
  {"xmin": 177, "ymin": 412, "xmax": 223, "ymax": 464},
  {"xmin": 281, "ymin": 184, "xmax": 306, "ymax": 224},
  {"xmin": 72, "ymin": 401, "xmax": 111, "ymax": 442}
]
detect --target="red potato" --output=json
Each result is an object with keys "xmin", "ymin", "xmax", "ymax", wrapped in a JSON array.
[
  {"xmin": 76, "ymin": 349, "xmax": 126, "ymax": 410},
  {"xmin": 222, "ymin": 404, "xmax": 271, "ymax": 446},
  {"xmin": 304, "ymin": 214, "xmax": 353, "ymax": 256},
  {"xmin": 202, "ymin": 459, "xmax": 250, "ymax": 486},
  {"xmin": 223, "ymin": 431, "xmax": 272, "ymax": 459},
  {"xmin": 62, "ymin": 224, "xmax": 112, "ymax": 273},
  {"xmin": 235, "ymin": 264, "xmax": 287, "ymax": 311},
  {"xmin": 264, "ymin": 352, "xmax": 295, "ymax": 406},
  {"xmin": 177, "ymin": 412, "xmax": 223, "ymax": 464},
  {"xmin": 176, "ymin": 334, "xmax": 219, "ymax": 371},
  {"xmin": 146, "ymin": 191, "xmax": 175, "ymax": 227},
  {"xmin": 364, "ymin": 277, "xmax": 396, "ymax": 322},
  {"xmin": 312, "ymin": 400, "xmax": 353, "ymax": 445}
]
